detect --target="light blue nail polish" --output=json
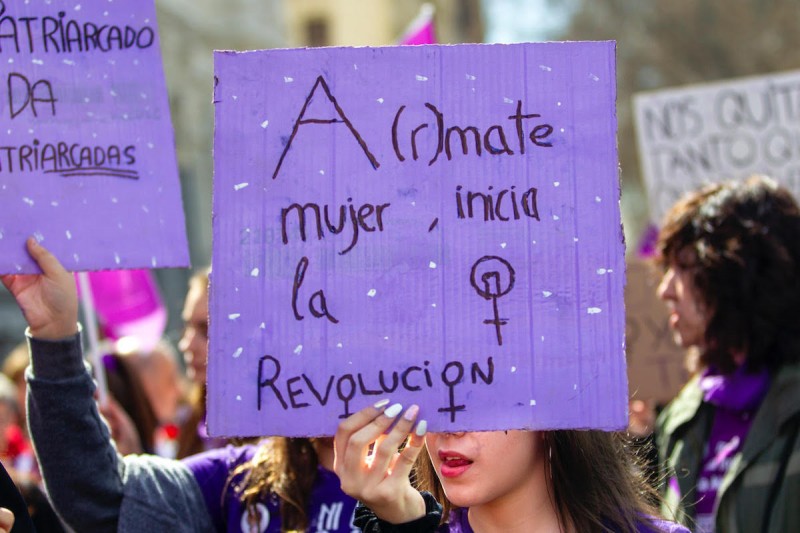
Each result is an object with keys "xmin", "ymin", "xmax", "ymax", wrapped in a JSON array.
[{"xmin": 384, "ymin": 403, "xmax": 403, "ymax": 418}]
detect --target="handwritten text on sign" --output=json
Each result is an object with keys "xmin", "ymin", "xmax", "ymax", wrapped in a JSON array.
[
  {"xmin": 634, "ymin": 70, "xmax": 800, "ymax": 223},
  {"xmin": 0, "ymin": 0, "xmax": 188, "ymax": 273},
  {"xmin": 210, "ymin": 43, "xmax": 626, "ymax": 437}
]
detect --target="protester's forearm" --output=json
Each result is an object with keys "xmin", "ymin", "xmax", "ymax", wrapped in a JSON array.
[{"xmin": 27, "ymin": 333, "xmax": 123, "ymax": 533}]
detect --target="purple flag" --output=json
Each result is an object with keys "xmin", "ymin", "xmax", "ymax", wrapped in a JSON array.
[
  {"xmin": 0, "ymin": 0, "xmax": 189, "ymax": 274},
  {"xmin": 210, "ymin": 42, "xmax": 625, "ymax": 437}
]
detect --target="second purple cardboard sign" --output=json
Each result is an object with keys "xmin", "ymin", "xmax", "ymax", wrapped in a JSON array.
[{"xmin": 210, "ymin": 42, "xmax": 626, "ymax": 437}]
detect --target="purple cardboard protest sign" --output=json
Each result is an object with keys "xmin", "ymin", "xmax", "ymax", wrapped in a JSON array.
[
  {"xmin": 210, "ymin": 42, "xmax": 625, "ymax": 437},
  {"xmin": 0, "ymin": 0, "xmax": 188, "ymax": 274}
]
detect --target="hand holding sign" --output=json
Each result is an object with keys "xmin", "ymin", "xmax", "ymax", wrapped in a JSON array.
[{"xmin": 1, "ymin": 237, "xmax": 78, "ymax": 341}]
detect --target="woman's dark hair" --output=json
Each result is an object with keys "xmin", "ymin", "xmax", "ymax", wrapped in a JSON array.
[
  {"xmin": 413, "ymin": 430, "xmax": 659, "ymax": 532},
  {"xmin": 105, "ymin": 353, "xmax": 160, "ymax": 453},
  {"xmin": 232, "ymin": 437, "xmax": 320, "ymax": 532},
  {"xmin": 656, "ymin": 175, "xmax": 800, "ymax": 374}
]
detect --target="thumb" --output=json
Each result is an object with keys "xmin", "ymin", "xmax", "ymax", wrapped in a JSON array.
[{"xmin": 26, "ymin": 237, "xmax": 67, "ymax": 277}]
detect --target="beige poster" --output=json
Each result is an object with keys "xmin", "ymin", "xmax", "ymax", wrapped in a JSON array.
[{"xmin": 625, "ymin": 259, "xmax": 689, "ymax": 405}]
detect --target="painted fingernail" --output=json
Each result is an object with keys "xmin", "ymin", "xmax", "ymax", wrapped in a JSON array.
[
  {"xmin": 384, "ymin": 403, "xmax": 403, "ymax": 418},
  {"xmin": 415, "ymin": 420, "xmax": 428, "ymax": 436},
  {"xmin": 403, "ymin": 404, "xmax": 419, "ymax": 421},
  {"xmin": 373, "ymin": 399, "xmax": 390, "ymax": 409}
]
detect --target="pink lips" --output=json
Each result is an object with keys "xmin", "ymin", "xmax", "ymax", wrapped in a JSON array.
[{"xmin": 438, "ymin": 450, "xmax": 473, "ymax": 478}]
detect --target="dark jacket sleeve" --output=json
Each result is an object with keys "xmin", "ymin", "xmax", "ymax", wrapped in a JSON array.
[
  {"xmin": 25, "ymin": 332, "xmax": 214, "ymax": 533},
  {"xmin": 353, "ymin": 491, "xmax": 443, "ymax": 532}
]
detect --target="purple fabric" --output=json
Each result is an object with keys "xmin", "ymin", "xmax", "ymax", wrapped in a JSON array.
[
  {"xmin": 440, "ymin": 508, "xmax": 687, "ymax": 532},
  {"xmin": 183, "ymin": 443, "xmax": 358, "ymax": 532},
  {"xmin": 691, "ymin": 366, "xmax": 770, "ymax": 532},
  {"xmin": 699, "ymin": 366, "xmax": 771, "ymax": 411}
]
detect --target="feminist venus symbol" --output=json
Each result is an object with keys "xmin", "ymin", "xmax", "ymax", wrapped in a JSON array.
[{"xmin": 470, "ymin": 255, "xmax": 515, "ymax": 346}]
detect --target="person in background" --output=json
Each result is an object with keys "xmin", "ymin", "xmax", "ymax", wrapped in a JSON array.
[
  {"xmin": 1, "ymin": 239, "xmax": 358, "ymax": 532},
  {"xmin": 655, "ymin": 175, "xmax": 800, "ymax": 532},
  {"xmin": 175, "ymin": 268, "xmax": 231, "ymax": 458},
  {"xmin": 334, "ymin": 403, "xmax": 688, "ymax": 532}
]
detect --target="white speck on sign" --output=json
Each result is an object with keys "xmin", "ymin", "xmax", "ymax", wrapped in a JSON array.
[
  {"xmin": 587, "ymin": 307, "xmax": 602, "ymax": 314},
  {"xmin": 552, "ymin": 215, "xmax": 559, "ymax": 221},
  {"xmin": 590, "ymin": 74, "xmax": 600, "ymax": 81},
  {"xmin": 573, "ymin": 237, "xmax": 579, "ymax": 243},
  {"xmin": 431, "ymin": 303, "xmax": 437, "ymax": 308},
  {"xmin": 74, "ymin": 4, "xmax": 81, "ymax": 10},
  {"xmin": 511, "ymin": 366, "xmax": 517, "ymax": 373},
  {"xmin": 114, "ymin": 253, "xmax": 120, "ymax": 265},
  {"xmin": 110, "ymin": 90, "xmax": 117, "ymax": 97},
  {"xmin": 560, "ymin": 128, "xmax": 565, "ymax": 133},
  {"xmin": 232, "ymin": 347, "xmax": 243, "ymax": 358},
  {"xmin": 553, "ymin": 181, "xmax": 560, "ymax": 187},
  {"xmin": 260, "ymin": 120, "xmax": 269, "ymax": 128},
  {"xmin": 111, "ymin": 197, "xmax": 118, "ymax": 203},
  {"xmin": 542, "ymin": 291, "xmax": 552, "ymax": 298},
  {"xmin": 147, "ymin": 142, "xmax": 154, "ymax": 149},
  {"xmin": 503, "ymin": 97, "xmax": 514, "ymax": 104},
  {"xmin": 377, "ymin": 98, "xmax": 384, "ymax": 103},
  {"xmin": 284, "ymin": 76, "xmax": 293, "ymax": 83},
  {"xmin": 259, "ymin": 322, "xmax": 266, "ymax": 329},
  {"xmin": 32, "ymin": 59, "xmax": 43, "ymax": 65},
  {"xmin": 466, "ymin": 74, "xmax": 476, "ymax": 80},
  {"xmin": 411, "ymin": 201, "xmax": 416, "ymax": 206},
  {"xmin": 51, "ymin": 201, "xmax": 59, "ymax": 207},
  {"xmin": 539, "ymin": 65, "xmax": 552, "ymax": 71},
  {"xmin": 541, "ymin": 336, "xmax": 545, "ymax": 342},
  {"xmin": 500, "ymin": 242, "xmax": 507, "ymax": 249},
  {"xmin": 416, "ymin": 74, "xmax": 428, "ymax": 81},
  {"xmin": 530, "ymin": 399, "xmax": 537, "ymax": 406},
  {"xmin": 33, "ymin": 231, "xmax": 43, "ymax": 242},
  {"xmin": 337, "ymin": 343, "xmax": 343, "ymax": 348},
  {"xmin": 232, "ymin": 95, "xmax": 238, "ymax": 100},
  {"xmin": 233, "ymin": 182, "xmax": 249, "ymax": 191},
  {"xmin": 73, "ymin": 253, "xmax": 80, "ymax": 263},
  {"xmin": 557, "ymin": 101, "xmax": 562, "ymax": 106},
  {"xmin": 367, "ymin": 289, "xmax": 377, "ymax": 297},
  {"xmin": 236, "ymin": 395, "xmax": 242, "ymax": 401},
  {"xmin": 319, "ymin": 169, "xmax": 325, "ymax": 175},
  {"xmin": 383, "ymin": 336, "xmax": 389, "ymax": 341},
  {"xmin": 141, "ymin": 205, "xmax": 149, "ymax": 213},
  {"xmin": 353, "ymin": 64, "xmax": 358, "ymax": 70},
  {"xmin": 595, "ymin": 196, "xmax": 602, "ymax": 203},
  {"xmin": 63, "ymin": 59, "xmax": 75, "ymax": 66},
  {"xmin": 228, "ymin": 313, "xmax": 241, "ymax": 320},
  {"xmin": 294, "ymin": 345, "xmax": 303, "ymax": 355},
  {"xmin": 22, "ymin": 197, "xmax": 34, "ymax": 206},
  {"xmin": 596, "ymin": 268, "xmax": 607, "ymax": 275},
  {"xmin": 250, "ymin": 268, "xmax": 260, "ymax": 277},
  {"xmin": 574, "ymin": 383, "xmax": 578, "ymax": 390},
  {"xmin": 532, "ymin": 240, "xmax": 537, "ymax": 245},
  {"xmin": 151, "ymin": 257, "xmax": 157, "ymax": 267}
]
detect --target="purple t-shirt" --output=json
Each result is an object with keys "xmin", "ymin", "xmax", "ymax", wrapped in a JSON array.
[
  {"xmin": 183, "ymin": 443, "xmax": 358, "ymax": 532},
  {"xmin": 441, "ymin": 508, "xmax": 688, "ymax": 532}
]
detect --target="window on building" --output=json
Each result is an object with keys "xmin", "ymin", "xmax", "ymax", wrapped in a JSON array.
[{"xmin": 305, "ymin": 17, "xmax": 330, "ymax": 47}]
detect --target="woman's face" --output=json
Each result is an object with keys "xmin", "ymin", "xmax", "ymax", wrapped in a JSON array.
[
  {"xmin": 425, "ymin": 430, "xmax": 544, "ymax": 510},
  {"xmin": 178, "ymin": 282, "xmax": 208, "ymax": 385},
  {"xmin": 657, "ymin": 258, "xmax": 709, "ymax": 349}
]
